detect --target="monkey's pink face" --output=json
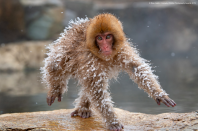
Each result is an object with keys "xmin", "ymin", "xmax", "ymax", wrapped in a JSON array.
[{"xmin": 96, "ymin": 32, "xmax": 113, "ymax": 56}]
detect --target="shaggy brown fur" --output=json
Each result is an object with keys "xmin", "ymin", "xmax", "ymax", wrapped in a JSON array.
[
  {"xmin": 41, "ymin": 13, "xmax": 176, "ymax": 131},
  {"xmin": 86, "ymin": 14, "xmax": 125, "ymax": 60}
]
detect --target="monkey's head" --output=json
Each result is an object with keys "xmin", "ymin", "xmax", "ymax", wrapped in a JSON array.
[{"xmin": 86, "ymin": 13, "xmax": 126, "ymax": 61}]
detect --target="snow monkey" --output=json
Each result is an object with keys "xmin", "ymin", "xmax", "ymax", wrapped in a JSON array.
[{"xmin": 41, "ymin": 13, "xmax": 176, "ymax": 131}]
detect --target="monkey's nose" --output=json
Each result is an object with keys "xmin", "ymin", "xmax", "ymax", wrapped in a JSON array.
[{"xmin": 104, "ymin": 46, "xmax": 109, "ymax": 50}]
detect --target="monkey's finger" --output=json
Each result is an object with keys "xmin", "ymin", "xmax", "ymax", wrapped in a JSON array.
[
  {"xmin": 109, "ymin": 126, "xmax": 113, "ymax": 130},
  {"xmin": 110, "ymin": 125, "xmax": 116, "ymax": 131},
  {"xmin": 47, "ymin": 97, "xmax": 51, "ymax": 106},
  {"xmin": 156, "ymin": 98, "xmax": 161, "ymax": 105},
  {"xmin": 58, "ymin": 94, "xmax": 62, "ymax": 102},
  {"xmin": 116, "ymin": 126, "xmax": 122, "ymax": 131},
  {"xmin": 47, "ymin": 97, "xmax": 53, "ymax": 106},
  {"xmin": 82, "ymin": 112, "xmax": 86, "ymax": 118},
  {"xmin": 85, "ymin": 112, "xmax": 88, "ymax": 118},
  {"xmin": 51, "ymin": 96, "xmax": 56, "ymax": 105},
  {"xmin": 170, "ymin": 99, "xmax": 176, "ymax": 105},
  {"xmin": 115, "ymin": 125, "xmax": 122, "ymax": 131},
  {"xmin": 165, "ymin": 99, "xmax": 173, "ymax": 107},
  {"xmin": 171, "ymin": 99, "xmax": 176, "ymax": 106},
  {"xmin": 71, "ymin": 110, "xmax": 78, "ymax": 117},
  {"xmin": 86, "ymin": 112, "xmax": 90, "ymax": 118},
  {"xmin": 79, "ymin": 112, "xmax": 83, "ymax": 118},
  {"xmin": 162, "ymin": 99, "xmax": 170, "ymax": 107},
  {"xmin": 167, "ymin": 99, "xmax": 176, "ymax": 107}
]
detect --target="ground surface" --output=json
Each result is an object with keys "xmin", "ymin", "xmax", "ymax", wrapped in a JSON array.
[{"xmin": 0, "ymin": 108, "xmax": 198, "ymax": 130}]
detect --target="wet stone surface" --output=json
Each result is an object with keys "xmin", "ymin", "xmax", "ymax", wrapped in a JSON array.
[{"xmin": 0, "ymin": 108, "xmax": 198, "ymax": 130}]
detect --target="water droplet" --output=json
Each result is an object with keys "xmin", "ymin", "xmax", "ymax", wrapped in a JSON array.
[{"xmin": 171, "ymin": 52, "xmax": 175, "ymax": 57}]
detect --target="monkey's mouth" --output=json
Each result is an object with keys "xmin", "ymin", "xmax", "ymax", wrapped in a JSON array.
[{"xmin": 101, "ymin": 51, "xmax": 112, "ymax": 56}]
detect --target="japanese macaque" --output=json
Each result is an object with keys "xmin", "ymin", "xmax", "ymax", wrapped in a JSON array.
[{"xmin": 41, "ymin": 13, "xmax": 176, "ymax": 131}]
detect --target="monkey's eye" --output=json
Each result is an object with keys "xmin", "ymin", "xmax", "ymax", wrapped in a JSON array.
[
  {"xmin": 97, "ymin": 36, "xmax": 102, "ymax": 40},
  {"xmin": 106, "ymin": 35, "xmax": 111, "ymax": 39}
]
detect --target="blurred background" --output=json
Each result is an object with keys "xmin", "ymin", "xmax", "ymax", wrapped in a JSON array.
[{"xmin": 0, "ymin": 0, "xmax": 198, "ymax": 114}]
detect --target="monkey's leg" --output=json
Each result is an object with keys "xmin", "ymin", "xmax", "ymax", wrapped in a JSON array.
[
  {"xmin": 88, "ymin": 82, "xmax": 124, "ymax": 130},
  {"xmin": 71, "ymin": 91, "xmax": 92, "ymax": 118}
]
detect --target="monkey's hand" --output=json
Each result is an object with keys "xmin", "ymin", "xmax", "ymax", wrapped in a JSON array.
[
  {"xmin": 47, "ymin": 90, "xmax": 62, "ymax": 106},
  {"xmin": 155, "ymin": 95, "xmax": 176, "ymax": 107}
]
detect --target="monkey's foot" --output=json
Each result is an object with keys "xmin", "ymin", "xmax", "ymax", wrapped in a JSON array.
[
  {"xmin": 109, "ymin": 123, "xmax": 124, "ymax": 131},
  {"xmin": 71, "ymin": 107, "xmax": 92, "ymax": 119}
]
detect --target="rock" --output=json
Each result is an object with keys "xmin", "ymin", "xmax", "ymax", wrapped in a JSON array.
[
  {"xmin": 0, "ymin": 41, "xmax": 50, "ymax": 71},
  {"xmin": 0, "ymin": 72, "xmax": 45, "ymax": 96},
  {"xmin": 21, "ymin": 0, "xmax": 65, "ymax": 40},
  {"xmin": 20, "ymin": 0, "xmax": 63, "ymax": 6},
  {"xmin": 0, "ymin": 108, "xmax": 197, "ymax": 130},
  {"xmin": 26, "ymin": 6, "xmax": 65, "ymax": 40},
  {"xmin": 0, "ymin": 0, "xmax": 25, "ymax": 43}
]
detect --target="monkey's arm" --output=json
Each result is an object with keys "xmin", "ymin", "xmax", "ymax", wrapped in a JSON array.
[
  {"xmin": 119, "ymin": 45, "xmax": 176, "ymax": 107},
  {"xmin": 41, "ymin": 45, "xmax": 71, "ymax": 106}
]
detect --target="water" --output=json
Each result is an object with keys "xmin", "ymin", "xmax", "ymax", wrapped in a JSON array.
[{"xmin": 0, "ymin": 65, "xmax": 197, "ymax": 115}]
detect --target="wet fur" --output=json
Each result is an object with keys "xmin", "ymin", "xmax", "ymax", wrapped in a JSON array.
[{"xmin": 41, "ymin": 13, "xmax": 168, "ymax": 129}]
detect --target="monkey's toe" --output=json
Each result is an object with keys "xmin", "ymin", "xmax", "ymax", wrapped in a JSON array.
[
  {"xmin": 71, "ymin": 108, "xmax": 92, "ymax": 118},
  {"xmin": 71, "ymin": 110, "xmax": 78, "ymax": 117},
  {"xmin": 109, "ymin": 123, "xmax": 124, "ymax": 131}
]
